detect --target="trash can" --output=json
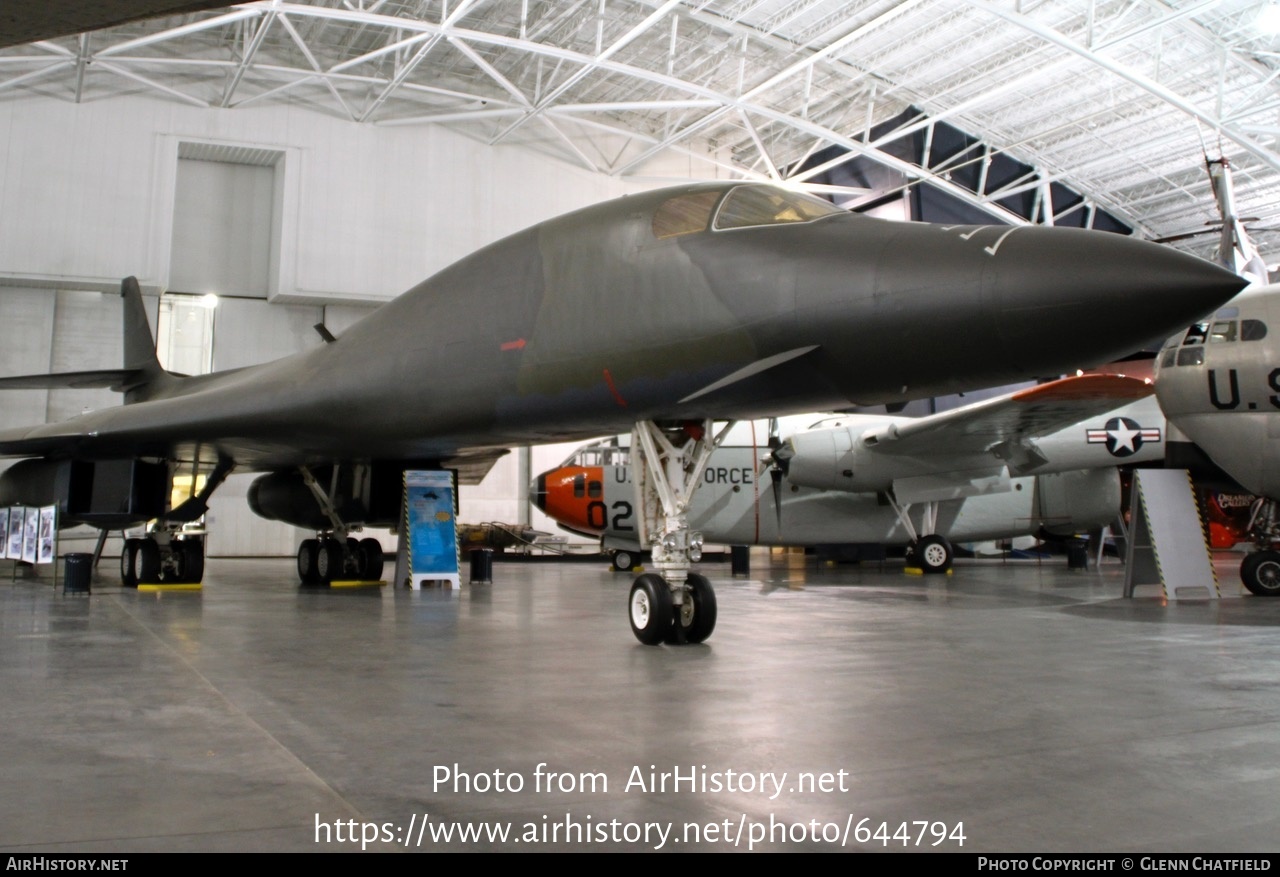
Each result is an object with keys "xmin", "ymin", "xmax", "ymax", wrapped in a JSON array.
[
  {"xmin": 469, "ymin": 548, "xmax": 493, "ymax": 584},
  {"xmin": 63, "ymin": 553, "xmax": 92, "ymax": 595},
  {"xmin": 730, "ymin": 544, "xmax": 750, "ymax": 576},
  {"xmin": 1066, "ymin": 540, "xmax": 1089, "ymax": 571}
]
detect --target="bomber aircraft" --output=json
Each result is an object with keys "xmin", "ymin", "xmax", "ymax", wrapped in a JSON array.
[
  {"xmin": 535, "ymin": 375, "xmax": 1166, "ymax": 573},
  {"xmin": 0, "ymin": 181, "xmax": 1246, "ymax": 644}
]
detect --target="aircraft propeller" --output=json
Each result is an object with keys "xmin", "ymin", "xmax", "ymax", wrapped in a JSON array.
[{"xmin": 762, "ymin": 417, "xmax": 794, "ymax": 531}]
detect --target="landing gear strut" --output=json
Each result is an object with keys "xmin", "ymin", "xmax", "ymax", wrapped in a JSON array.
[
  {"xmin": 118, "ymin": 455, "xmax": 230, "ymax": 587},
  {"xmin": 1241, "ymin": 498, "xmax": 1280, "ymax": 596},
  {"xmin": 627, "ymin": 419, "xmax": 732, "ymax": 645},
  {"xmin": 885, "ymin": 493, "xmax": 952, "ymax": 574},
  {"xmin": 294, "ymin": 464, "xmax": 384, "ymax": 586}
]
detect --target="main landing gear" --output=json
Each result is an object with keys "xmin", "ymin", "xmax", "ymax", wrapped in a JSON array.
[
  {"xmin": 120, "ymin": 530, "xmax": 205, "ymax": 586},
  {"xmin": 1240, "ymin": 498, "xmax": 1280, "ymax": 597},
  {"xmin": 297, "ymin": 536, "xmax": 385, "ymax": 586},
  {"xmin": 885, "ymin": 493, "xmax": 953, "ymax": 574},
  {"xmin": 627, "ymin": 419, "xmax": 732, "ymax": 645},
  {"xmin": 118, "ymin": 455, "xmax": 231, "ymax": 587},
  {"xmin": 610, "ymin": 548, "xmax": 638, "ymax": 572},
  {"xmin": 293, "ymin": 464, "xmax": 384, "ymax": 586}
]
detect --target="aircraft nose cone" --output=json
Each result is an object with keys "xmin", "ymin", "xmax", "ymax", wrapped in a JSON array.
[
  {"xmin": 986, "ymin": 227, "xmax": 1246, "ymax": 369},
  {"xmin": 531, "ymin": 474, "xmax": 548, "ymax": 513}
]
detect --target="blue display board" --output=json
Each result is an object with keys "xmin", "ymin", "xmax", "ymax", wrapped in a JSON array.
[{"xmin": 404, "ymin": 470, "xmax": 460, "ymax": 588}]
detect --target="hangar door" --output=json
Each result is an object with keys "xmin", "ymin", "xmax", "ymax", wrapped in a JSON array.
[{"xmin": 169, "ymin": 143, "xmax": 282, "ymax": 299}]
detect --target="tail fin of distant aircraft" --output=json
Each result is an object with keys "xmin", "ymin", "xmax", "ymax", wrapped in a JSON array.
[
  {"xmin": 0, "ymin": 276, "xmax": 174, "ymax": 401},
  {"xmin": 1207, "ymin": 157, "xmax": 1271, "ymax": 287}
]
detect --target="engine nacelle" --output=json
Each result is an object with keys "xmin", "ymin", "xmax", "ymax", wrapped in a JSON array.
[
  {"xmin": 247, "ymin": 471, "xmax": 331, "ymax": 530},
  {"xmin": 0, "ymin": 457, "xmax": 167, "ymax": 528},
  {"xmin": 247, "ymin": 463, "xmax": 412, "ymax": 530},
  {"xmin": 784, "ymin": 422, "xmax": 904, "ymax": 494}
]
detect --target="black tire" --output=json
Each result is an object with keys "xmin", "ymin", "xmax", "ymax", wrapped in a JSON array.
[
  {"xmin": 359, "ymin": 538, "xmax": 385, "ymax": 582},
  {"xmin": 137, "ymin": 538, "xmax": 161, "ymax": 584},
  {"xmin": 913, "ymin": 534, "xmax": 952, "ymax": 574},
  {"xmin": 667, "ymin": 572, "xmax": 717, "ymax": 644},
  {"xmin": 346, "ymin": 537, "xmax": 364, "ymax": 578},
  {"xmin": 181, "ymin": 540, "xmax": 205, "ymax": 584},
  {"xmin": 612, "ymin": 549, "xmax": 635, "ymax": 572},
  {"xmin": 315, "ymin": 538, "xmax": 343, "ymax": 584},
  {"xmin": 1241, "ymin": 551, "xmax": 1280, "ymax": 596},
  {"xmin": 120, "ymin": 538, "xmax": 142, "ymax": 588},
  {"xmin": 297, "ymin": 539, "xmax": 319, "ymax": 585},
  {"xmin": 628, "ymin": 573, "xmax": 673, "ymax": 645}
]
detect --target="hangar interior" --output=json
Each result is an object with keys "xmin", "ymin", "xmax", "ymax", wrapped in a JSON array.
[
  {"xmin": 7, "ymin": 0, "xmax": 1280, "ymax": 559},
  {"xmin": 0, "ymin": 94, "xmax": 672, "ymax": 557},
  {"xmin": 2, "ymin": 0, "xmax": 1280, "ymax": 854}
]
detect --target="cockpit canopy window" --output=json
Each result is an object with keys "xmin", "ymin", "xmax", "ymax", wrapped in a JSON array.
[
  {"xmin": 561, "ymin": 442, "xmax": 630, "ymax": 468},
  {"xmin": 712, "ymin": 185, "xmax": 844, "ymax": 231},
  {"xmin": 1182, "ymin": 322, "xmax": 1209, "ymax": 345},
  {"xmin": 1181, "ymin": 318, "xmax": 1267, "ymax": 347},
  {"xmin": 651, "ymin": 191, "xmax": 722, "ymax": 240},
  {"xmin": 1209, "ymin": 321, "xmax": 1237, "ymax": 343},
  {"xmin": 1176, "ymin": 346, "xmax": 1205, "ymax": 366},
  {"xmin": 1163, "ymin": 317, "xmax": 1268, "ymax": 367}
]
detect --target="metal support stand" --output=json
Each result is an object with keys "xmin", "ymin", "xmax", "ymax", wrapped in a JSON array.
[{"xmin": 1124, "ymin": 469, "xmax": 1217, "ymax": 599}]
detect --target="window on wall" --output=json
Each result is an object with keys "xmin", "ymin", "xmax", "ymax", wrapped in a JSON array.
[{"xmin": 156, "ymin": 293, "xmax": 216, "ymax": 376}]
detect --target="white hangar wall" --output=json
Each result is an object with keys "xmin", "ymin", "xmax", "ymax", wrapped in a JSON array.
[
  {"xmin": 0, "ymin": 92, "xmax": 696, "ymax": 298},
  {"xmin": 0, "ymin": 94, "xmax": 712, "ymax": 558}
]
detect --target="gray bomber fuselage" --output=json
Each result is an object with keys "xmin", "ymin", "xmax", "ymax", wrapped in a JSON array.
[{"xmin": 0, "ymin": 182, "xmax": 1246, "ymax": 470}]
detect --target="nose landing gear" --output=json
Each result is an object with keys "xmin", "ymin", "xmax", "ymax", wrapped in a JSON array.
[{"xmin": 627, "ymin": 419, "xmax": 733, "ymax": 645}]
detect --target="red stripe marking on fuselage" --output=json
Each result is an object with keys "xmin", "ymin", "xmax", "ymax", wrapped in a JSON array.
[{"xmin": 603, "ymin": 368, "xmax": 627, "ymax": 407}]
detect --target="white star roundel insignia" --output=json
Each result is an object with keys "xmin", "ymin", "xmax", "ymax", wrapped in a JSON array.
[{"xmin": 1086, "ymin": 417, "xmax": 1161, "ymax": 457}]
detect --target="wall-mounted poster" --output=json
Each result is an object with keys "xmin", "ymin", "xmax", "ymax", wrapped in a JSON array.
[
  {"xmin": 8, "ymin": 508, "xmax": 24, "ymax": 559},
  {"xmin": 37, "ymin": 506, "xmax": 56, "ymax": 565},
  {"xmin": 0, "ymin": 509, "xmax": 8, "ymax": 560},
  {"xmin": 21, "ymin": 507, "xmax": 38, "ymax": 564}
]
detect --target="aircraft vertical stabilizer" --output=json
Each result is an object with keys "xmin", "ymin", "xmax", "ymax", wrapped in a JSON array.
[{"xmin": 119, "ymin": 276, "xmax": 172, "ymax": 402}]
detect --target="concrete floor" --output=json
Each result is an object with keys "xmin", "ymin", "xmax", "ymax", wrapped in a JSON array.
[{"xmin": 1, "ymin": 549, "xmax": 1279, "ymax": 853}]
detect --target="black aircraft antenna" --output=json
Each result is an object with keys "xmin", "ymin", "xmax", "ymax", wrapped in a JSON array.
[{"xmin": 314, "ymin": 323, "xmax": 337, "ymax": 344}]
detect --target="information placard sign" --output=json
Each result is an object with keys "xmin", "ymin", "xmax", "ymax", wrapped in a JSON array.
[{"xmin": 404, "ymin": 470, "xmax": 460, "ymax": 589}]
